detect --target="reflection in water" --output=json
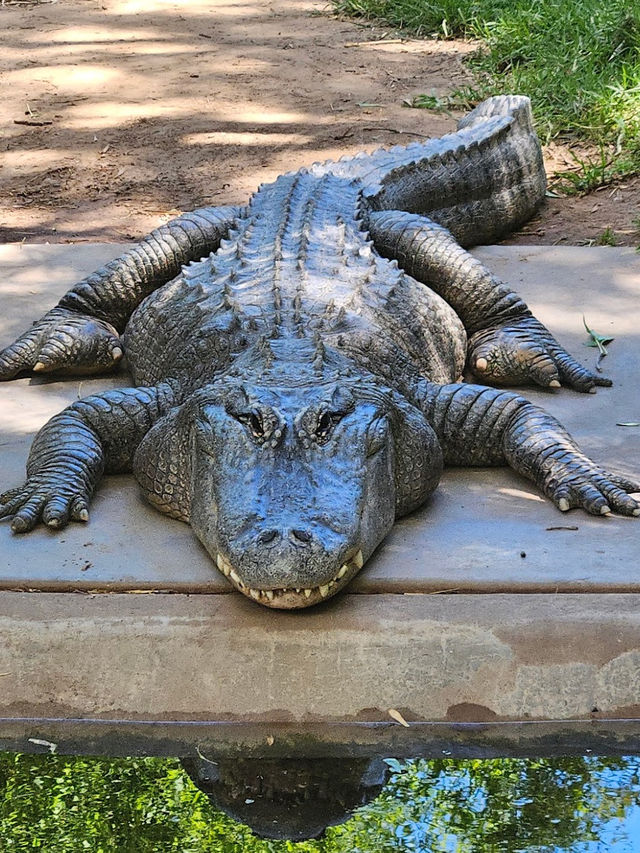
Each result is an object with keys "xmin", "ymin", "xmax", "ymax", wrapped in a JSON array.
[
  {"xmin": 1, "ymin": 752, "xmax": 640, "ymax": 849},
  {"xmin": 181, "ymin": 755, "xmax": 388, "ymax": 841}
]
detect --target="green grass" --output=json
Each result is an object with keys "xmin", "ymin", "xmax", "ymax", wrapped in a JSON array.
[
  {"xmin": 334, "ymin": 0, "xmax": 640, "ymax": 189},
  {"xmin": 594, "ymin": 226, "xmax": 619, "ymax": 246}
]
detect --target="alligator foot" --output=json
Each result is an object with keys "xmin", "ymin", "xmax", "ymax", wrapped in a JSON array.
[
  {"xmin": 504, "ymin": 403, "xmax": 640, "ymax": 516},
  {"xmin": 0, "ymin": 307, "xmax": 122, "ymax": 380},
  {"xmin": 0, "ymin": 479, "xmax": 92, "ymax": 532},
  {"xmin": 468, "ymin": 316, "xmax": 611, "ymax": 393},
  {"xmin": 549, "ymin": 470, "xmax": 640, "ymax": 516}
]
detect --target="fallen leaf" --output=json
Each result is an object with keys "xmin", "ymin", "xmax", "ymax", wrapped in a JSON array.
[
  {"xmin": 388, "ymin": 708, "xmax": 410, "ymax": 727},
  {"xmin": 27, "ymin": 738, "xmax": 57, "ymax": 754},
  {"xmin": 195, "ymin": 745, "xmax": 218, "ymax": 765},
  {"xmin": 582, "ymin": 316, "xmax": 614, "ymax": 352}
]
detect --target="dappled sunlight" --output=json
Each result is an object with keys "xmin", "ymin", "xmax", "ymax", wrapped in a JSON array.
[
  {"xmin": 3, "ymin": 149, "xmax": 74, "ymax": 177},
  {"xmin": 0, "ymin": 386, "xmax": 106, "ymax": 435},
  {"xmin": 356, "ymin": 38, "xmax": 476, "ymax": 57},
  {"xmin": 235, "ymin": 107, "xmax": 315, "ymax": 125},
  {"xmin": 47, "ymin": 25, "xmax": 165, "ymax": 44},
  {"xmin": 11, "ymin": 64, "xmax": 122, "ymax": 92},
  {"xmin": 183, "ymin": 130, "xmax": 315, "ymax": 146},
  {"xmin": 112, "ymin": 0, "xmax": 266, "ymax": 14},
  {"xmin": 0, "ymin": 0, "xmax": 470, "ymax": 239},
  {"xmin": 23, "ymin": 37, "xmax": 198, "ymax": 59},
  {"xmin": 60, "ymin": 99, "xmax": 193, "ymax": 130},
  {"xmin": 498, "ymin": 487, "xmax": 545, "ymax": 503}
]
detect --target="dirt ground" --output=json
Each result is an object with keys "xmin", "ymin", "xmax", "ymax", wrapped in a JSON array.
[{"xmin": 2, "ymin": 0, "xmax": 639, "ymax": 247}]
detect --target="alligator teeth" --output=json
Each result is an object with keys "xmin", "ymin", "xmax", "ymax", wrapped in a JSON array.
[
  {"xmin": 216, "ymin": 553, "xmax": 231, "ymax": 576},
  {"xmin": 220, "ymin": 545, "xmax": 366, "ymax": 605}
]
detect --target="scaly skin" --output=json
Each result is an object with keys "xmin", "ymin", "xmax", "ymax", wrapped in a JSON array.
[{"xmin": 0, "ymin": 95, "xmax": 638, "ymax": 609}]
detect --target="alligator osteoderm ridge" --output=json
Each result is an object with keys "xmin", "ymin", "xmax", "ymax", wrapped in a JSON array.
[{"xmin": 1, "ymin": 96, "xmax": 638, "ymax": 609}]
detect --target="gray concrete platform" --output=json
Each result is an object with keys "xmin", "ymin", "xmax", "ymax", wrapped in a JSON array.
[
  {"xmin": 1, "ymin": 243, "xmax": 638, "ymax": 594},
  {"xmin": 0, "ymin": 242, "xmax": 639, "ymax": 749}
]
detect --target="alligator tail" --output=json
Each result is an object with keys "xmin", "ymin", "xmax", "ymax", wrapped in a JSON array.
[{"xmin": 315, "ymin": 95, "xmax": 546, "ymax": 247}]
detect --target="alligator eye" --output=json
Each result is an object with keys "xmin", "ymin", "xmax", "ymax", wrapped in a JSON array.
[
  {"xmin": 238, "ymin": 411, "xmax": 264, "ymax": 438},
  {"xmin": 315, "ymin": 410, "xmax": 348, "ymax": 442},
  {"xmin": 315, "ymin": 411, "xmax": 333, "ymax": 440}
]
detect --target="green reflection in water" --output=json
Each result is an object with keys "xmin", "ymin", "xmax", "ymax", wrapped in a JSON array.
[{"xmin": 0, "ymin": 754, "xmax": 639, "ymax": 851}]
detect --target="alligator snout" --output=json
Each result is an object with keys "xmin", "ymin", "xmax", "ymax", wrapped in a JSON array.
[
  {"xmin": 214, "ymin": 513, "xmax": 360, "ymax": 608},
  {"xmin": 255, "ymin": 527, "xmax": 314, "ymax": 547},
  {"xmin": 215, "ymin": 544, "xmax": 364, "ymax": 609}
]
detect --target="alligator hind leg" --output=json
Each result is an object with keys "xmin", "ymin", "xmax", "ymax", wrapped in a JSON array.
[
  {"xmin": 0, "ymin": 383, "xmax": 176, "ymax": 532},
  {"xmin": 369, "ymin": 210, "xmax": 609, "ymax": 393},
  {"xmin": 0, "ymin": 206, "xmax": 240, "ymax": 380}
]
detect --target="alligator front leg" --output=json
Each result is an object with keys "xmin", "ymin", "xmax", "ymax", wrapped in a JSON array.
[
  {"xmin": 0, "ymin": 206, "xmax": 240, "ymax": 379},
  {"xmin": 0, "ymin": 383, "xmax": 176, "ymax": 531},
  {"xmin": 416, "ymin": 381, "xmax": 640, "ymax": 516},
  {"xmin": 369, "ymin": 210, "xmax": 609, "ymax": 393}
]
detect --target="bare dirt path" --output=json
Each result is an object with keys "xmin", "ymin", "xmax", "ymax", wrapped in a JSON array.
[{"xmin": 2, "ymin": 0, "xmax": 638, "ymax": 246}]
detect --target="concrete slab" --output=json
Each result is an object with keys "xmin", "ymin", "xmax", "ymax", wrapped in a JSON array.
[
  {"xmin": 0, "ymin": 243, "xmax": 638, "ymax": 593},
  {"xmin": 0, "ymin": 591, "xmax": 639, "ymax": 725}
]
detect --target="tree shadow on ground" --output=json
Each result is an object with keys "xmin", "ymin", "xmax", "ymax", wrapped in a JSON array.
[{"xmin": 0, "ymin": 0, "xmax": 470, "ymax": 241}]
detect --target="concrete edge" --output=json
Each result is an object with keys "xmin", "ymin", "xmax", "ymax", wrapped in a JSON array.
[{"xmin": 1, "ymin": 590, "xmax": 638, "ymax": 726}]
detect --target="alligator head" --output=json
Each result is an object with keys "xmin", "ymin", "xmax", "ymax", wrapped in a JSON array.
[
  {"xmin": 134, "ymin": 343, "xmax": 442, "ymax": 608},
  {"xmin": 181, "ymin": 755, "xmax": 388, "ymax": 840}
]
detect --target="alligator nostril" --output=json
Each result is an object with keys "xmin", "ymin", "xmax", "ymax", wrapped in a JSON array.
[
  {"xmin": 257, "ymin": 528, "xmax": 279, "ymax": 545},
  {"xmin": 290, "ymin": 528, "xmax": 313, "ymax": 545}
]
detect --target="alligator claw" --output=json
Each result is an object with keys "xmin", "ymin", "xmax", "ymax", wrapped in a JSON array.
[
  {"xmin": 549, "ymin": 470, "xmax": 640, "ymax": 517},
  {"xmin": 0, "ymin": 307, "xmax": 122, "ymax": 380},
  {"xmin": 469, "ymin": 316, "xmax": 610, "ymax": 393},
  {"xmin": 1, "ymin": 476, "xmax": 92, "ymax": 533}
]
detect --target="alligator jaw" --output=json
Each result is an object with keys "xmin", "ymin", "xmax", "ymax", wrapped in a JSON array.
[{"xmin": 215, "ymin": 550, "xmax": 365, "ymax": 609}]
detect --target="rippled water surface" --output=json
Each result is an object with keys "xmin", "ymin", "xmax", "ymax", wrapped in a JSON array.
[{"xmin": 1, "ymin": 753, "xmax": 640, "ymax": 850}]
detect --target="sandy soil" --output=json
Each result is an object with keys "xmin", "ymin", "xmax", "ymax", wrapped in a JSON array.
[{"xmin": 1, "ymin": 0, "xmax": 639, "ymax": 247}]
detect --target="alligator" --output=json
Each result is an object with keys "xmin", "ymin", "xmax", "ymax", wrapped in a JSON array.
[
  {"xmin": 181, "ymin": 755, "xmax": 387, "ymax": 841},
  {"xmin": 1, "ymin": 95, "xmax": 638, "ymax": 609}
]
